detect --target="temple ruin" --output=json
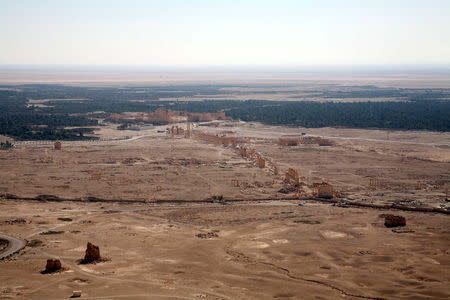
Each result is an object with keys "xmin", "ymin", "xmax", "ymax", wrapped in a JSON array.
[{"xmin": 109, "ymin": 108, "xmax": 229, "ymax": 124}]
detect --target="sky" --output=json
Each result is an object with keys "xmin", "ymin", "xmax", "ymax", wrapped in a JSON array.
[{"xmin": 1, "ymin": 0, "xmax": 450, "ymax": 66}]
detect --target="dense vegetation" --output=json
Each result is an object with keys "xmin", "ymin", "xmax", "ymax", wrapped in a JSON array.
[
  {"xmin": 0, "ymin": 90, "xmax": 97, "ymax": 140},
  {"xmin": 0, "ymin": 84, "xmax": 449, "ymax": 141},
  {"xmin": 226, "ymin": 100, "xmax": 450, "ymax": 131}
]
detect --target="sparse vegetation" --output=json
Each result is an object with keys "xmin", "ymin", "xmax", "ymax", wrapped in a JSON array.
[
  {"xmin": 40, "ymin": 230, "xmax": 64, "ymax": 235},
  {"xmin": 27, "ymin": 239, "xmax": 44, "ymax": 247},
  {"xmin": 0, "ymin": 141, "xmax": 13, "ymax": 149}
]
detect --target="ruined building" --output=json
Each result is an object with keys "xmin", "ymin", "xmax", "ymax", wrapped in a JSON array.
[
  {"xmin": 256, "ymin": 155, "xmax": 266, "ymax": 168},
  {"xmin": 278, "ymin": 136, "xmax": 300, "ymax": 146},
  {"xmin": 41, "ymin": 259, "xmax": 62, "ymax": 274},
  {"xmin": 314, "ymin": 182, "xmax": 334, "ymax": 199},
  {"xmin": 81, "ymin": 242, "xmax": 101, "ymax": 264},
  {"xmin": 109, "ymin": 108, "xmax": 229, "ymax": 124},
  {"xmin": 168, "ymin": 125, "xmax": 185, "ymax": 136},
  {"xmin": 285, "ymin": 168, "xmax": 300, "ymax": 185}
]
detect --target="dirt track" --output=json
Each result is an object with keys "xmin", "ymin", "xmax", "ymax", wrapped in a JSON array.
[{"xmin": 0, "ymin": 233, "xmax": 26, "ymax": 260}]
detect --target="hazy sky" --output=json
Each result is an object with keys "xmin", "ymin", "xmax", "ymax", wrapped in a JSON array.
[{"xmin": 1, "ymin": 0, "xmax": 450, "ymax": 66}]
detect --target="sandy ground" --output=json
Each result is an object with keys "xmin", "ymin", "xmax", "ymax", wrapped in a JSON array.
[
  {"xmin": 1, "ymin": 70, "xmax": 450, "ymax": 88},
  {"xmin": 0, "ymin": 135, "xmax": 281, "ymax": 201},
  {"xmin": 2, "ymin": 122, "xmax": 448, "ymax": 207},
  {"xmin": 199, "ymin": 121, "xmax": 450, "ymax": 208},
  {"xmin": 0, "ymin": 200, "xmax": 449, "ymax": 299},
  {"xmin": 1, "ymin": 121, "xmax": 449, "ymax": 299}
]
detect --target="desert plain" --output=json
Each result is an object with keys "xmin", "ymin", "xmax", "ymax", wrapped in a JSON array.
[{"xmin": 1, "ymin": 118, "xmax": 449, "ymax": 300}]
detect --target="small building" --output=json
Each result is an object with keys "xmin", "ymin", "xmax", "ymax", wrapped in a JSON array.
[{"xmin": 54, "ymin": 141, "xmax": 62, "ymax": 150}]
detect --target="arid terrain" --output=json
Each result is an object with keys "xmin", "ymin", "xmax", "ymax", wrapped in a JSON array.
[
  {"xmin": 2, "ymin": 69, "xmax": 450, "ymax": 89},
  {"xmin": 1, "ymin": 119, "xmax": 449, "ymax": 299},
  {"xmin": 2, "ymin": 0, "xmax": 450, "ymax": 297}
]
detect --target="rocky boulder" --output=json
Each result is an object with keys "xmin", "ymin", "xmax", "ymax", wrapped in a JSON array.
[
  {"xmin": 71, "ymin": 291, "xmax": 82, "ymax": 298},
  {"xmin": 42, "ymin": 259, "xmax": 62, "ymax": 274},
  {"xmin": 384, "ymin": 215, "xmax": 406, "ymax": 228},
  {"xmin": 81, "ymin": 242, "xmax": 101, "ymax": 263}
]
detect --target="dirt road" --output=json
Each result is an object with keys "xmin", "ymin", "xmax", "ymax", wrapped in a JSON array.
[{"xmin": 0, "ymin": 233, "xmax": 26, "ymax": 259}]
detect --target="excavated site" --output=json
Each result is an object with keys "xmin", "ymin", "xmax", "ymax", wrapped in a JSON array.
[{"xmin": 1, "ymin": 120, "xmax": 449, "ymax": 300}]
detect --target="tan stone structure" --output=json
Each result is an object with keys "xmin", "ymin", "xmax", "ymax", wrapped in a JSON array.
[
  {"xmin": 299, "ymin": 136, "xmax": 333, "ymax": 146},
  {"xmin": 109, "ymin": 108, "xmax": 229, "ymax": 124},
  {"xmin": 314, "ymin": 182, "xmax": 334, "ymax": 199},
  {"xmin": 384, "ymin": 215, "xmax": 406, "ymax": 227},
  {"xmin": 256, "ymin": 156, "xmax": 265, "ymax": 168},
  {"xmin": 42, "ymin": 259, "xmax": 62, "ymax": 273},
  {"xmin": 195, "ymin": 132, "xmax": 240, "ymax": 146},
  {"xmin": 238, "ymin": 147, "xmax": 247, "ymax": 157},
  {"xmin": 285, "ymin": 168, "xmax": 300, "ymax": 185},
  {"xmin": 231, "ymin": 179, "xmax": 240, "ymax": 187},
  {"xmin": 90, "ymin": 173, "xmax": 102, "ymax": 180},
  {"xmin": 81, "ymin": 242, "xmax": 101, "ymax": 264},
  {"xmin": 168, "ymin": 125, "xmax": 186, "ymax": 137},
  {"xmin": 278, "ymin": 136, "xmax": 299, "ymax": 146},
  {"xmin": 273, "ymin": 166, "xmax": 279, "ymax": 175}
]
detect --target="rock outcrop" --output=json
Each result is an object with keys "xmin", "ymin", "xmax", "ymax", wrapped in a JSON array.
[
  {"xmin": 196, "ymin": 230, "xmax": 219, "ymax": 239},
  {"xmin": 384, "ymin": 215, "xmax": 406, "ymax": 227},
  {"xmin": 42, "ymin": 259, "xmax": 62, "ymax": 273},
  {"xmin": 71, "ymin": 291, "xmax": 82, "ymax": 298},
  {"xmin": 81, "ymin": 242, "xmax": 101, "ymax": 263}
]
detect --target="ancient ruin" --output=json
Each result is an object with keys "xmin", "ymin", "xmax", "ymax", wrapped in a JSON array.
[
  {"xmin": 238, "ymin": 147, "xmax": 247, "ymax": 157},
  {"xmin": 108, "ymin": 108, "xmax": 229, "ymax": 124},
  {"xmin": 285, "ymin": 168, "xmax": 300, "ymax": 185},
  {"xmin": 384, "ymin": 215, "xmax": 406, "ymax": 227},
  {"xmin": 90, "ymin": 173, "xmax": 102, "ymax": 180},
  {"xmin": 255, "ymin": 155, "xmax": 266, "ymax": 168},
  {"xmin": 194, "ymin": 132, "xmax": 241, "ymax": 147},
  {"xmin": 41, "ymin": 259, "xmax": 62, "ymax": 274},
  {"xmin": 71, "ymin": 291, "xmax": 82, "ymax": 298},
  {"xmin": 299, "ymin": 136, "xmax": 334, "ymax": 146},
  {"xmin": 54, "ymin": 141, "xmax": 61, "ymax": 150},
  {"xmin": 168, "ymin": 125, "xmax": 185, "ymax": 136},
  {"xmin": 273, "ymin": 166, "xmax": 280, "ymax": 175},
  {"xmin": 185, "ymin": 121, "xmax": 192, "ymax": 138},
  {"xmin": 80, "ymin": 242, "xmax": 101, "ymax": 264},
  {"xmin": 278, "ymin": 136, "xmax": 300, "ymax": 146},
  {"xmin": 314, "ymin": 182, "xmax": 334, "ymax": 199},
  {"xmin": 369, "ymin": 178, "xmax": 388, "ymax": 189}
]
